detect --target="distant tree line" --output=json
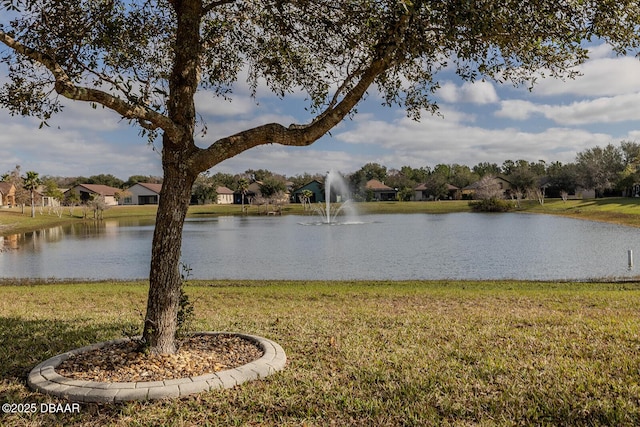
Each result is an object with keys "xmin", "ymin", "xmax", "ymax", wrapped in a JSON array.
[
  {"xmin": 350, "ymin": 140, "xmax": 640, "ymax": 201},
  {"xmin": 4, "ymin": 140, "xmax": 640, "ymax": 213},
  {"xmin": 192, "ymin": 140, "xmax": 640, "ymax": 204}
]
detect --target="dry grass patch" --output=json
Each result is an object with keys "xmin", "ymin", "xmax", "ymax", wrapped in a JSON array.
[{"xmin": 1, "ymin": 280, "xmax": 640, "ymax": 426}]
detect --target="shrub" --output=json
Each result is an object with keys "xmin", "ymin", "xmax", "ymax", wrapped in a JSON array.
[{"xmin": 469, "ymin": 198, "xmax": 513, "ymax": 212}]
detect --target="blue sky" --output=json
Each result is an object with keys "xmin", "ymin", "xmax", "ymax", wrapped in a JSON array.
[{"xmin": 1, "ymin": 43, "xmax": 640, "ymax": 180}]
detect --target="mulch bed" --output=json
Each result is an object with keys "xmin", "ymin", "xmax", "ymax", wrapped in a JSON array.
[{"xmin": 57, "ymin": 334, "xmax": 263, "ymax": 383}]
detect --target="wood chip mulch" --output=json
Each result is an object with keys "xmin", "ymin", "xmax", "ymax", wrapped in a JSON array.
[{"xmin": 56, "ymin": 334, "xmax": 263, "ymax": 383}]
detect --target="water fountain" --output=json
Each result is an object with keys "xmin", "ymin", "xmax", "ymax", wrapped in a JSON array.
[{"xmin": 312, "ymin": 170, "xmax": 359, "ymax": 224}]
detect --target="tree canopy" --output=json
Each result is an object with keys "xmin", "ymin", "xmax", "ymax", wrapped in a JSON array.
[
  {"xmin": 2, "ymin": 0, "xmax": 640, "ymax": 355},
  {"xmin": 3, "ymin": 1, "xmax": 640, "ymax": 147}
]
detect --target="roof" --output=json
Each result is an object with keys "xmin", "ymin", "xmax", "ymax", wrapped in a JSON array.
[
  {"xmin": 135, "ymin": 183, "xmax": 163, "ymax": 194},
  {"xmin": 365, "ymin": 179, "xmax": 395, "ymax": 191},
  {"xmin": 72, "ymin": 184, "xmax": 121, "ymax": 196},
  {"xmin": 247, "ymin": 182, "xmax": 262, "ymax": 193},
  {"xmin": 415, "ymin": 183, "xmax": 459, "ymax": 191},
  {"xmin": 463, "ymin": 176, "xmax": 512, "ymax": 191},
  {"xmin": 292, "ymin": 180, "xmax": 323, "ymax": 193},
  {"xmin": 216, "ymin": 186, "xmax": 234, "ymax": 194},
  {"xmin": 0, "ymin": 182, "xmax": 15, "ymax": 195},
  {"xmin": 462, "ymin": 181, "xmax": 482, "ymax": 190}
]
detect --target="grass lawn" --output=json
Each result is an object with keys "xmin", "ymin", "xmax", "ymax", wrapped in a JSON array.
[
  {"xmin": 0, "ymin": 208, "xmax": 84, "ymax": 237},
  {"xmin": 1, "ymin": 280, "xmax": 640, "ymax": 426}
]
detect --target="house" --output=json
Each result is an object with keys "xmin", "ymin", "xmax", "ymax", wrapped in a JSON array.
[
  {"xmin": 462, "ymin": 176, "xmax": 513, "ymax": 199},
  {"xmin": 123, "ymin": 183, "xmax": 162, "ymax": 205},
  {"xmin": 365, "ymin": 179, "xmax": 397, "ymax": 201},
  {"xmin": 233, "ymin": 180, "xmax": 292, "ymax": 205},
  {"xmin": 414, "ymin": 183, "xmax": 459, "ymax": 201},
  {"xmin": 65, "ymin": 184, "xmax": 120, "ymax": 206},
  {"xmin": 0, "ymin": 182, "xmax": 16, "ymax": 207},
  {"xmin": 216, "ymin": 186, "xmax": 234, "ymax": 204},
  {"xmin": 35, "ymin": 185, "xmax": 64, "ymax": 207},
  {"xmin": 291, "ymin": 180, "xmax": 325, "ymax": 204},
  {"xmin": 234, "ymin": 181, "xmax": 261, "ymax": 204}
]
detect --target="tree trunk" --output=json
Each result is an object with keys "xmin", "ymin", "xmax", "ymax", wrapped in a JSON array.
[
  {"xmin": 141, "ymin": 0, "xmax": 202, "ymax": 355},
  {"xmin": 142, "ymin": 146, "xmax": 196, "ymax": 355}
]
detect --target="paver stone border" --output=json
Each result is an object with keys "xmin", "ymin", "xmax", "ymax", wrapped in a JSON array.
[{"xmin": 28, "ymin": 332, "xmax": 286, "ymax": 403}]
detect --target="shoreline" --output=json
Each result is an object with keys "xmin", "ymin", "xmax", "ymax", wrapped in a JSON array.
[{"xmin": 2, "ymin": 197, "xmax": 640, "ymax": 238}]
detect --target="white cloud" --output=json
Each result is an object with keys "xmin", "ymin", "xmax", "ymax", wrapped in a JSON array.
[
  {"xmin": 438, "ymin": 82, "xmax": 460, "ymax": 103},
  {"xmin": 535, "ymin": 55, "xmax": 640, "ymax": 97},
  {"xmin": 437, "ymin": 80, "xmax": 499, "ymax": 104},
  {"xmin": 494, "ymin": 100, "xmax": 539, "ymax": 121},
  {"xmin": 3, "ymin": 95, "xmax": 637, "ymax": 179},
  {"xmin": 545, "ymin": 93, "xmax": 640, "ymax": 125},
  {"xmin": 53, "ymin": 101, "xmax": 129, "ymax": 132},
  {"xmin": 0, "ymin": 115, "xmax": 161, "ymax": 179},
  {"xmin": 587, "ymin": 43, "xmax": 617, "ymax": 60},
  {"xmin": 212, "ymin": 144, "xmax": 368, "ymax": 177},
  {"xmin": 496, "ymin": 92, "xmax": 640, "ymax": 125},
  {"xmin": 335, "ymin": 108, "xmax": 624, "ymax": 169},
  {"xmin": 195, "ymin": 92, "xmax": 257, "ymax": 117},
  {"xmin": 464, "ymin": 81, "xmax": 499, "ymax": 104}
]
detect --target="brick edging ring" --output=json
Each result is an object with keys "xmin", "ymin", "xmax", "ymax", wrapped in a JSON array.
[{"xmin": 27, "ymin": 332, "xmax": 287, "ymax": 403}]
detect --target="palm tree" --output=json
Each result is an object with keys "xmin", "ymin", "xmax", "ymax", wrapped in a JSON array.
[
  {"xmin": 237, "ymin": 178, "xmax": 249, "ymax": 213},
  {"xmin": 300, "ymin": 189, "xmax": 313, "ymax": 210},
  {"xmin": 22, "ymin": 171, "xmax": 41, "ymax": 218}
]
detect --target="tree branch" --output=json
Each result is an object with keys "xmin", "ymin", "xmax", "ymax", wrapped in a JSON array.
[
  {"xmin": 0, "ymin": 30, "xmax": 184, "ymax": 142},
  {"xmin": 202, "ymin": 0, "xmax": 236, "ymax": 14},
  {"xmin": 191, "ymin": 52, "xmax": 391, "ymax": 173},
  {"xmin": 191, "ymin": 6, "xmax": 415, "ymax": 173}
]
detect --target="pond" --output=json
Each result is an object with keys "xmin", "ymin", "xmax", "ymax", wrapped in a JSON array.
[{"xmin": 1, "ymin": 213, "xmax": 639, "ymax": 281}]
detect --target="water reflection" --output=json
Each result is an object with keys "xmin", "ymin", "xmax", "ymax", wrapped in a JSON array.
[
  {"xmin": 1, "ymin": 213, "xmax": 639, "ymax": 281},
  {"xmin": 0, "ymin": 233, "xmax": 19, "ymax": 251}
]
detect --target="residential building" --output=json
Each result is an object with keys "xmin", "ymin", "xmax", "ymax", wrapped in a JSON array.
[
  {"xmin": 35, "ymin": 185, "xmax": 64, "ymax": 207},
  {"xmin": 234, "ymin": 181, "xmax": 262, "ymax": 204},
  {"xmin": 291, "ymin": 180, "xmax": 325, "ymax": 204},
  {"xmin": 65, "ymin": 184, "xmax": 120, "ymax": 206},
  {"xmin": 0, "ymin": 182, "xmax": 16, "ymax": 207},
  {"xmin": 366, "ymin": 179, "xmax": 397, "ymax": 201},
  {"xmin": 216, "ymin": 186, "xmax": 234, "ymax": 204},
  {"xmin": 414, "ymin": 183, "xmax": 459, "ymax": 201},
  {"xmin": 462, "ymin": 176, "xmax": 513, "ymax": 199},
  {"xmin": 123, "ymin": 183, "xmax": 162, "ymax": 205}
]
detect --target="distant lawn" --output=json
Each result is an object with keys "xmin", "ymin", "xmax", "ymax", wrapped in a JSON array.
[
  {"xmin": 1, "ymin": 280, "xmax": 640, "ymax": 426},
  {"xmin": 520, "ymin": 197, "xmax": 640, "ymax": 227},
  {"xmin": 354, "ymin": 200, "xmax": 471, "ymax": 214},
  {"xmin": 0, "ymin": 207, "xmax": 82, "ymax": 236}
]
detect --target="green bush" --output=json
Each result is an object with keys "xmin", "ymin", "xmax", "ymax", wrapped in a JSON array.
[{"xmin": 469, "ymin": 198, "xmax": 513, "ymax": 212}]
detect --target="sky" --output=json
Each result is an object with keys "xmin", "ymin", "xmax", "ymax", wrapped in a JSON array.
[{"xmin": 1, "ymin": 43, "xmax": 640, "ymax": 180}]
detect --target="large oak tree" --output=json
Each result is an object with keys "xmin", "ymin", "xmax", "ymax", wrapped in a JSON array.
[{"xmin": 1, "ymin": 0, "xmax": 639, "ymax": 354}]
